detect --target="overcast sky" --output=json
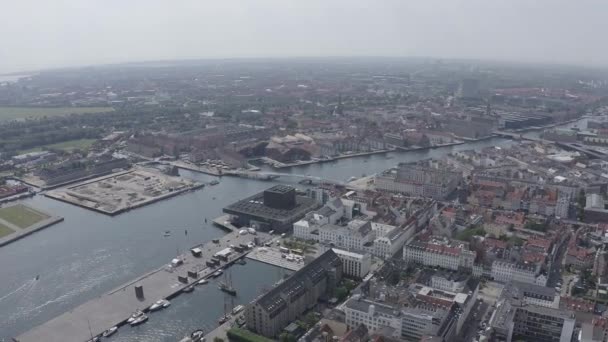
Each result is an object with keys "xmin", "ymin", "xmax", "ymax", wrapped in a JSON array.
[{"xmin": 0, "ymin": 0, "xmax": 605, "ymax": 73}]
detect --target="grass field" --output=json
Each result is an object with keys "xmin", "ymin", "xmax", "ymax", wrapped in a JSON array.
[
  {"xmin": 20, "ymin": 138, "xmax": 97, "ymax": 153},
  {"xmin": 0, "ymin": 204, "xmax": 50, "ymax": 229},
  {"xmin": 0, "ymin": 106, "xmax": 114, "ymax": 122},
  {"xmin": 0, "ymin": 222, "xmax": 14, "ymax": 239}
]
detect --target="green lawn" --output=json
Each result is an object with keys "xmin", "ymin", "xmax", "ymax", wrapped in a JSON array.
[
  {"xmin": 0, "ymin": 204, "xmax": 49, "ymax": 229},
  {"xmin": 0, "ymin": 106, "xmax": 114, "ymax": 122},
  {"xmin": 227, "ymin": 328, "xmax": 274, "ymax": 342},
  {"xmin": 20, "ymin": 138, "xmax": 97, "ymax": 153},
  {"xmin": 0, "ymin": 222, "xmax": 15, "ymax": 239}
]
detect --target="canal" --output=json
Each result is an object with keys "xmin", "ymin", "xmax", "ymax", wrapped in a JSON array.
[{"xmin": 0, "ymin": 120, "xmax": 586, "ymax": 340}]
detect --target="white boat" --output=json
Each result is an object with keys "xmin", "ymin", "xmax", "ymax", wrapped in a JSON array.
[
  {"xmin": 149, "ymin": 299, "xmax": 170, "ymax": 311},
  {"xmin": 102, "ymin": 326, "xmax": 118, "ymax": 337},
  {"xmin": 232, "ymin": 305, "xmax": 244, "ymax": 315},
  {"xmin": 197, "ymin": 278, "xmax": 208, "ymax": 285},
  {"xmin": 127, "ymin": 310, "xmax": 144, "ymax": 323},
  {"xmin": 191, "ymin": 329, "xmax": 205, "ymax": 341},
  {"xmin": 129, "ymin": 314, "xmax": 148, "ymax": 326},
  {"xmin": 212, "ymin": 269, "xmax": 223, "ymax": 278}
]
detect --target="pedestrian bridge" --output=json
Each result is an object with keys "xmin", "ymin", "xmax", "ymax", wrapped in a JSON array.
[{"xmin": 229, "ymin": 170, "xmax": 346, "ymax": 185}]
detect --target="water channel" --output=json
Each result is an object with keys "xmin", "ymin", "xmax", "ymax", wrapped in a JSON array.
[{"xmin": 0, "ymin": 119, "xmax": 586, "ymax": 340}]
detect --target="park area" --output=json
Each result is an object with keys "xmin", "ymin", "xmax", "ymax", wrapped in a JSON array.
[
  {"xmin": 0, "ymin": 204, "xmax": 63, "ymax": 244},
  {"xmin": 0, "ymin": 222, "xmax": 14, "ymax": 239},
  {"xmin": 0, "ymin": 106, "xmax": 114, "ymax": 122},
  {"xmin": 20, "ymin": 138, "xmax": 97, "ymax": 153},
  {"xmin": 0, "ymin": 204, "xmax": 50, "ymax": 228}
]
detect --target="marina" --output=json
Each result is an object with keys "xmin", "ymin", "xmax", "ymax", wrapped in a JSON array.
[{"xmin": 16, "ymin": 230, "xmax": 270, "ymax": 342}]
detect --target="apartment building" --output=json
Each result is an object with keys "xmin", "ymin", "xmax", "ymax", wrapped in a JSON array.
[
  {"xmin": 245, "ymin": 250, "xmax": 342, "ymax": 337},
  {"xmin": 403, "ymin": 237, "xmax": 476, "ymax": 271}
]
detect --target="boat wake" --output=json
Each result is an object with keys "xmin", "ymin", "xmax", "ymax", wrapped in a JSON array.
[{"xmin": 0, "ymin": 278, "xmax": 37, "ymax": 303}]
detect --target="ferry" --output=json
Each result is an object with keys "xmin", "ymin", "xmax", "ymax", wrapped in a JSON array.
[
  {"xmin": 102, "ymin": 326, "xmax": 118, "ymax": 337},
  {"xmin": 129, "ymin": 314, "xmax": 148, "ymax": 326}
]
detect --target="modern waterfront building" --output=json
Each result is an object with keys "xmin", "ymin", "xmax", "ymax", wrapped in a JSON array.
[
  {"xmin": 224, "ymin": 185, "xmax": 320, "ymax": 233},
  {"xmin": 245, "ymin": 249, "xmax": 342, "ymax": 337}
]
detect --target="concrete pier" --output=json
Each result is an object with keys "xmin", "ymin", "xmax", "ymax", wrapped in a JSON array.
[
  {"xmin": 246, "ymin": 247, "xmax": 304, "ymax": 272},
  {"xmin": 16, "ymin": 231, "xmax": 270, "ymax": 342}
]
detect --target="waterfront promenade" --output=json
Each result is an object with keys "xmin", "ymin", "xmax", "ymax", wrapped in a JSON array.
[{"xmin": 16, "ymin": 230, "xmax": 270, "ymax": 342}]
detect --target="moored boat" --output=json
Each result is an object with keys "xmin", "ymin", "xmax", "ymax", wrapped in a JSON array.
[
  {"xmin": 102, "ymin": 326, "xmax": 118, "ymax": 337},
  {"xmin": 129, "ymin": 314, "xmax": 148, "ymax": 326}
]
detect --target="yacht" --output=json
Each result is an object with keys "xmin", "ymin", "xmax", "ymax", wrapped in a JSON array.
[
  {"xmin": 127, "ymin": 310, "xmax": 144, "ymax": 324},
  {"xmin": 191, "ymin": 329, "xmax": 205, "ymax": 341},
  {"xmin": 149, "ymin": 299, "xmax": 170, "ymax": 312},
  {"xmin": 129, "ymin": 314, "xmax": 148, "ymax": 326},
  {"xmin": 102, "ymin": 326, "xmax": 118, "ymax": 337},
  {"xmin": 183, "ymin": 285, "xmax": 195, "ymax": 293},
  {"xmin": 197, "ymin": 278, "xmax": 208, "ymax": 285},
  {"xmin": 218, "ymin": 314, "xmax": 230, "ymax": 325},
  {"xmin": 231, "ymin": 305, "xmax": 244, "ymax": 315},
  {"xmin": 212, "ymin": 269, "xmax": 223, "ymax": 278}
]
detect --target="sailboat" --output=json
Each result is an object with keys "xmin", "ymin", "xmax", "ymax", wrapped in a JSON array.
[
  {"xmin": 218, "ymin": 270, "xmax": 237, "ymax": 296},
  {"xmin": 218, "ymin": 295, "xmax": 231, "ymax": 325}
]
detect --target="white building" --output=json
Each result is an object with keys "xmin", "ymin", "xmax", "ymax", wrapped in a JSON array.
[
  {"xmin": 319, "ymin": 219, "xmax": 375, "ymax": 252},
  {"xmin": 403, "ymin": 237, "xmax": 476, "ymax": 271},
  {"xmin": 344, "ymin": 297, "xmax": 454, "ymax": 341},
  {"xmin": 332, "ymin": 248, "xmax": 371, "ymax": 279},
  {"xmin": 373, "ymin": 222, "xmax": 416, "ymax": 259},
  {"xmin": 491, "ymin": 260, "xmax": 547, "ymax": 286}
]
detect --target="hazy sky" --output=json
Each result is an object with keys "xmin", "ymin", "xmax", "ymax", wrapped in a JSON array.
[{"xmin": 0, "ymin": 0, "xmax": 605, "ymax": 73}]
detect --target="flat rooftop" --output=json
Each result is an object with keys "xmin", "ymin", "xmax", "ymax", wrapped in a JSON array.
[{"xmin": 224, "ymin": 191, "xmax": 318, "ymax": 222}]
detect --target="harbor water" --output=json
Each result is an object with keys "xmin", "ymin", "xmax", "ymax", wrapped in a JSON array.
[{"xmin": 0, "ymin": 121, "xmax": 586, "ymax": 340}]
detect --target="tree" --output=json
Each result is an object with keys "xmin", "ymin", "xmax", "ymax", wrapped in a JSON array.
[
  {"xmin": 304, "ymin": 312, "xmax": 318, "ymax": 328},
  {"xmin": 213, "ymin": 338, "xmax": 224, "ymax": 342},
  {"xmin": 335, "ymin": 286, "xmax": 349, "ymax": 301},
  {"xmin": 279, "ymin": 333, "xmax": 296, "ymax": 342}
]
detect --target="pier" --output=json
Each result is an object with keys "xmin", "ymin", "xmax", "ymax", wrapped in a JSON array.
[{"xmin": 16, "ymin": 231, "xmax": 271, "ymax": 342}]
